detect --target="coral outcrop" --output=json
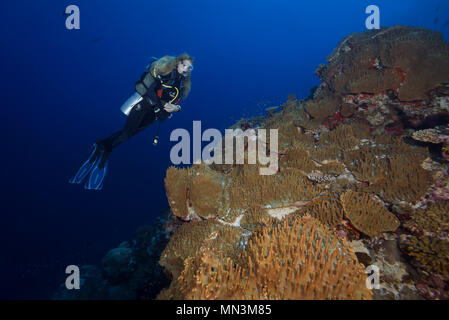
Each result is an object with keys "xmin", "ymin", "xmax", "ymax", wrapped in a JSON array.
[
  {"xmin": 164, "ymin": 216, "xmax": 372, "ymax": 300},
  {"xmin": 321, "ymin": 26, "xmax": 449, "ymax": 101},
  {"xmin": 157, "ymin": 26, "xmax": 449, "ymax": 300}
]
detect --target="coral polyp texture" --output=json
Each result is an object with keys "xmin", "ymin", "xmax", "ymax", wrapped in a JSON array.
[
  {"xmin": 158, "ymin": 26, "xmax": 449, "ymax": 300},
  {"xmin": 402, "ymin": 235, "xmax": 449, "ymax": 278},
  {"xmin": 321, "ymin": 26, "xmax": 449, "ymax": 101},
  {"xmin": 340, "ymin": 190, "xmax": 400, "ymax": 237},
  {"xmin": 164, "ymin": 216, "xmax": 372, "ymax": 300}
]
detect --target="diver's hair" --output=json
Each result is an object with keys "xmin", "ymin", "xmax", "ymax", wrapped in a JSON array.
[
  {"xmin": 152, "ymin": 53, "xmax": 193, "ymax": 99},
  {"xmin": 153, "ymin": 53, "xmax": 194, "ymax": 76},
  {"xmin": 176, "ymin": 53, "xmax": 193, "ymax": 99},
  {"xmin": 176, "ymin": 52, "xmax": 194, "ymax": 64}
]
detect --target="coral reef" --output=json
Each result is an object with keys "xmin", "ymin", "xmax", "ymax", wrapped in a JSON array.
[
  {"xmin": 322, "ymin": 26, "xmax": 449, "ymax": 101},
  {"xmin": 53, "ymin": 211, "xmax": 172, "ymax": 300},
  {"xmin": 159, "ymin": 219, "xmax": 245, "ymax": 281},
  {"xmin": 401, "ymin": 235, "xmax": 449, "ymax": 278},
  {"xmin": 62, "ymin": 26, "xmax": 447, "ymax": 301},
  {"xmin": 404, "ymin": 201, "xmax": 449, "ymax": 238},
  {"xmin": 169, "ymin": 216, "xmax": 372, "ymax": 300},
  {"xmin": 157, "ymin": 26, "xmax": 449, "ymax": 300},
  {"xmin": 299, "ymin": 193, "xmax": 343, "ymax": 228}
]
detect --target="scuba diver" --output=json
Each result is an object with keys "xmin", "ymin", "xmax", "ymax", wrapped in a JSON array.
[{"xmin": 69, "ymin": 53, "xmax": 194, "ymax": 190}]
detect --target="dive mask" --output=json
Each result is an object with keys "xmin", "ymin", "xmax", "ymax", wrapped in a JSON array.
[{"xmin": 182, "ymin": 61, "xmax": 193, "ymax": 75}]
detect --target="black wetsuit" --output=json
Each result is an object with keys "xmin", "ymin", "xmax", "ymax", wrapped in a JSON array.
[{"xmin": 95, "ymin": 68, "xmax": 185, "ymax": 167}]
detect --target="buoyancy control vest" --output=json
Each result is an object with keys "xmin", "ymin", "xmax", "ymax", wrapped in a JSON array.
[
  {"xmin": 135, "ymin": 57, "xmax": 184, "ymax": 104},
  {"xmin": 121, "ymin": 57, "xmax": 185, "ymax": 116}
]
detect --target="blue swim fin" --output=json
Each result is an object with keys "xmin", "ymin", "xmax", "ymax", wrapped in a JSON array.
[
  {"xmin": 84, "ymin": 156, "xmax": 109, "ymax": 191},
  {"xmin": 69, "ymin": 144, "xmax": 99, "ymax": 184}
]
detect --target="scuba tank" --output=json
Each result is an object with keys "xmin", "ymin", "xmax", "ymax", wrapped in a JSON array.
[
  {"xmin": 120, "ymin": 57, "xmax": 159, "ymax": 116},
  {"xmin": 119, "ymin": 92, "xmax": 143, "ymax": 116}
]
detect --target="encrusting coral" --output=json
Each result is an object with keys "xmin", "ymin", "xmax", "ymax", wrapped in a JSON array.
[{"xmin": 173, "ymin": 215, "xmax": 372, "ymax": 300}]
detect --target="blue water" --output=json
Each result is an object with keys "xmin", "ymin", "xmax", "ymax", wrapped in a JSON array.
[{"xmin": 1, "ymin": 0, "xmax": 448, "ymax": 299}]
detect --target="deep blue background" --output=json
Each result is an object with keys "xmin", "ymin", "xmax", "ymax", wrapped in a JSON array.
[{"xmin": 1, "ymin": 0, "xmax": 448, "ymax": 299}]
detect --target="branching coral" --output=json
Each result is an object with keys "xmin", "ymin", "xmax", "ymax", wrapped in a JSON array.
[
  {"xmin": 320, "ymin": 161, "xmax": 346, "ymax": 175},
  {"xmin": 159, "ymin": 219, "xmax": 245, "ymax": 281},
  {"xmin": 159, "ymin": 220, "xmax": 221, "ymax": 280},
  {"xmin": 240, "ymin": 205, "xmax": 272, "ymax": 231},
  {"xmin": 175, "ymin": 215, "xmax": 372, "ymax": 300},
  {"xmin": 371, "ymin": 154, "xmax": 433, "ymax": 204},
  {"xmin": 299, "ymin": 194, "xmax": 344, "ymax": 228},
  {"xmin": 279, "ymin": 148, "xmax": 317, "ymax": 172},
  {"xmin": 341, "ymin": 145, "xmax": 388, "ymax": 183},
  {"xmin": 275, "ymin": 168, "xmax": 323, "ymax": 203},
  {"xmin": 341, "ymin": 190, "xmax": 400, "ymax": 237},
  {"xmin": 403, "ymin": 236, "xmax": 449, "ymax": 277},
  {"xmin": 404, "ymin": 201, "xmax": 449, "ymax": 237},
  {"xmin": 308, "ymin": 144, "xmax": 341, "ymax": 163},
  {"xmin": 320, "ymin": 124, "xmax": 360, "ymax": 152}
]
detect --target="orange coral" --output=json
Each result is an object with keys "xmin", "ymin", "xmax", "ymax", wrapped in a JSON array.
[
  {"xmin": 280, "ymin": 148, "xmax": 317, "ymax": 172},
  {"xmin": 159, "ymin": 219, "xmax": 245, "ymax": 281},
  {"xmin": 404, "ymin": 201, "xmax": 449, "ymax": 237},
  {"xmin": 165, "ymin": 166, "xmax": 191, "ymax": 220},
  {"xmin": 371, "ymin": 154, "xmax": 432, "ymax": 203},
  {"xmin": 341, "ymin": 145, "xmax": 388, "ymax": 183},
  {"xmin": 320, "ymin": 124, "xmax": 359, "ymax": 152},
  {"xmin": 174, "ymin": 215, "xmax": 372, "ymax": 300},
  {"xmin": 300, "ymin": 193, "xmax": 344, "ymax": 228},
  {"xmin": 341, "ymin": 190, "xmax": 400, "ymax": 237},
  {"xmin": 305, "ymin": 96, "xmax": 341, "ymax": 121},
  {"xmin": 190, "ymin": 172, "xmax": 223, "ymax": 219}
]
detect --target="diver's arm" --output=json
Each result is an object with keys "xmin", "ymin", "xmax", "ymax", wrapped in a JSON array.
[{"xmin": 143, "ymin": 80, "xmax": 164, "ymax": 109}]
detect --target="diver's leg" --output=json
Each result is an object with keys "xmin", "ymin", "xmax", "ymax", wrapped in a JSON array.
[{"xmin": 99, "ymin": 102, "xmax": 151, "ymax": 153}]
